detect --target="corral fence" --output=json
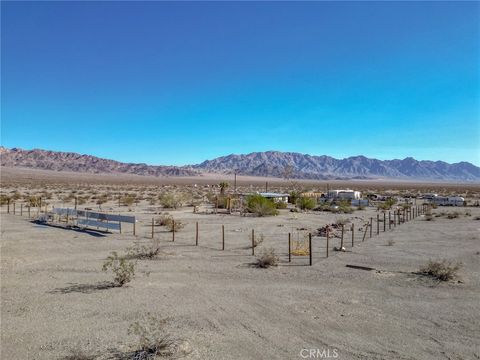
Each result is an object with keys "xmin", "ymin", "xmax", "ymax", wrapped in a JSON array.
[{"xmin": 3, "ymin": 200, "xmax": 430, "ymax": 266}]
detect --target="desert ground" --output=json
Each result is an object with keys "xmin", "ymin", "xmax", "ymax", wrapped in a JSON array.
[{"xmin": 1, "ymin": 171, "xmax": 480, "ymax": 359}]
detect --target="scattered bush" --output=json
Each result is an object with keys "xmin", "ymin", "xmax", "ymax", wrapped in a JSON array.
[
  {"xmin": 378, "ymin": 198, "xmax": 396, "ymax": 210},
  {"xmin": 254, "ymin": 248, "xmax": 279, "ymax": 268},
  {"xmin": 419, "ymin": 259, "xmax": 462, "ymax": 281},
  {"xmin": 127, "ymin": 239, "xmax": 160, "ymax": 260},
  {"xmin": 386, "ymin": 239, "xmax": 395, "ymax": 246},
  {"xmin": 128, "ymin": 314, "xmax": 177, "ymax": 358},
  {"xmin": 296, "ymin": 196, "xmax": 316, "ymax": 210},
  {"xmin": 120, "ymin": 195, "xmax": 136, "ymax": 207},
  {"xmin": 246, "ymin": 195, "xmax": 279, "ymax": 217},
  {"xmin": 165, "ymin": 218, "xmax": 185, "ymax": 232},
  {"xmin": 252, "ymin": 233, "xmax": 264, "ymax": 248},
  {"xmin": 102, "ymin": 251, "xmax": 135, "ymax": 286},
  {"xmin": 275, "ymin": 201, "xmax": 288, "ymax": 209},
  {"xmin": 159, "ymin": 193, "xmax": 183, "ymax": 209},
  {"xmin": 447, "ymin": 212, "xmax": 460, "ymax": 219}
]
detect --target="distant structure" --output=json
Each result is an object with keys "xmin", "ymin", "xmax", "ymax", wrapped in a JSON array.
[
  {"xmin": 327, "ymin": 189, "xmax": 361, "ymax": 201},
  {"xmin": 428, "ymin": 195, "xmax": 465, "ymax": 207}
]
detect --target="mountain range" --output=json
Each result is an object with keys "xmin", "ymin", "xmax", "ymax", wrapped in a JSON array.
[{"xmin": 1, "ymin": 147, "xmax": 479, "ymax": 182}]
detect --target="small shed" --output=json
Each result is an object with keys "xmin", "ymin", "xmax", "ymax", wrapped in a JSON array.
[{"xmin": 258, "ymin": 192, "xmax": 290, "ymax": 204}]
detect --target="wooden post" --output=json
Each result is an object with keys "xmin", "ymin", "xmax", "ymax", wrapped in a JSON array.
[
  {"xmin": 13, "ymin": 202, "xmax": 16, "ymax": 215},
  {"xmin": 383, "ymin": 212, "xmax": 386, "ymax": 232},
  {"xmin": 351, "ymin": 223, "xmax": 354, "ymax": 247},
  {"xmin": 133, "ymin": 220, "xmax": 136, "ymax": 236},
  {"xmin": 215, "ymin": 197, "xmax": 218, "ymax": 214},
  {"xmin": 222, "ymin": 225, "xmax": 225, "ymax": 250},
  {"xmin": 309, "ymin": 233, "xmax": 312, "ymax": 266},
  {"xmin": 326, "ymin": 230, "xmax": 329, "ymax": 258},
  {"xmin": 376, "ymin": 214, "xmax": 379, "ymax": 235},
  {"xmin": 340, "ymin": 224, "xmax": 344, "ymax": 249},
  {"xmin": 389, "ymin": 211, "xmax": 391, "ymax": 230},
  {"xmin": 20, "ymin": 204, "xmax": 23, "ymax": 216},
  {"xmin": 7, "ymin": 199, "xmax": 10, "ymax": 214},
  {"xmin": 370, "ymin": 218, "xmax": 373, "ymax": 238},
  {"xmin": 66, "ymin": 211, "xmax": 69, "ymax": 224},
  {"xmin": 28, "ymin": 205, "xmax": 31, "ymax": 218},
  {"xmin": 288, "ymin": 233, "xmax": 291, "ymax": 262},
  {"xmin": 74, "ymin": 197, "xmax": 78, "ymax": 210},
  {"xmin": 251, "ymin": 229, "xmax": 255, "ymax": 256},
  {"xmin": 172, "ymin": 220, "xmax": 175, "ymax": 242},
  {"xmin": 119, "ymin": 220, "xmax": 122, "ymax": 234},
  {"xmin": 196, "ymin": 222, "xmax": 199, "ymax": 246},
  {"xmin": 362, "ymin": 223, "xmax": 369, "ymax": 242},
  {"xmin": 151, "ymin": 218, "xmax": 154, "ymax": 239}
]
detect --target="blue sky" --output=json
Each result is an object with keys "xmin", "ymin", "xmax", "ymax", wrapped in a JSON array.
[{"xmin": 1, "ymin": 1, "xmax": 479, "ymax": 166}]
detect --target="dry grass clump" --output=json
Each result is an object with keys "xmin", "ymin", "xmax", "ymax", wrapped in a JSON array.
[
  {"xmin": 127, "ymin": 239, "xmax": 160, "ymax": 260},
  {"xmin": 102, "ymin": 251, "xmax": 136, "ymax": 286},
  {"xmin": 128, "ymin": 314, "xmax": 178, "ymax": 359},
  {"xmin": 419, "ymin": 259, "xmax": 462, "ymax": 281},
  {"xmin": 254, "ymin": 248, "xmax": 279, "ymax": 268},
  {"xmin": 446, "ymin": 211, "xmax": 460, "ymax": 219}
]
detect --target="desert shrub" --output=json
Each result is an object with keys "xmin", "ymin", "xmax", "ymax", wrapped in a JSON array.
[
  {"xmin": 386, "ymin": 239, "xmax": 395, "ymax": 246},
  {"xmin": 251, "ymin": 233, "xmax": 264, "ymax": 248},
  {"xmin": 26, "ymin": 196, "xmax": 42, "ymax": 207},
  {"xmin": 121, "ymin": 195, "xmax": 137, "ymax": 207},
  {"xmin": 159, "ymin": 193, "xmax": 183, "ymax": 209},
  {"xmin": 464, "ymin": 210, "xmax": 471, "ymax": 217},
  {"xmin": 127, "ymin": 239, "xmax": 160, "ymax": 260},
  {"xmin": 246, "ymin": 195, "xmax": 278, "ymax": 216},
  {"xmin": 102, "ymin": 251, "xmax": 135, "ymax": 286},
  {"xmin": 474, "ymin": 216, "xmax": 480, "ymax": 221},
  {"xmin": 155, "ymin": 213, "xmax": 172, "ymax": 226},
  {"xmin": 419, "ymin": 259, "xmax": 462, "ymax": 281},
  {"xmin": 288, "ymin": 191, "xmax": 300, "ymax": 204},
  {"xmin": 0, "ymin": 194, "xmax": 10, "ymax": 205},
  {"xmin": 165, "ymin": 218, "xmax": 185, "ymax": 232},
  {"xmin": 254, "ymin": 248, "xmax": 279, "ymax": 268},
  {"xmin": 275, "ymin": 201, "xmax": 287, "ymax": 209},
  {"xmin": 128, "ymin": 314, "xmax": 177, "ymax": 359},
  {"xmin": 337, "ymin": 200, "xmax": 354, "ymax": 214},
  {"xmin": 447, "ymin": 211, "xmax": 460, "ymax": 219},
  {"xmin": 378, "ymin": 198, "xmax": 396, "ymax": 210},
  {"xmin": 296, "ymin": 196, "xmax": 316, "ymax": 210}
]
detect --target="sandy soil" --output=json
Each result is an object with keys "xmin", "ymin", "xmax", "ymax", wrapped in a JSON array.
[{"xmin": 1, "ymin": 201, "xmax": 479, "ymax": 360}]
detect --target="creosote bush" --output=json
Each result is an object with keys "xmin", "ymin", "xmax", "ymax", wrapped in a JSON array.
[
  {"xmin": 246, "ymin": 194, "xmax": 279, "ymax": 217},
  {"xmin": 296, "ymin": 196, "xmax": 316, "ymax": 210},
  {"xmin": 254, "ymin": 248, "xmax": 279, "ymax": 268},
  {"xmin": 419, "ymin": 259, "xmax": 462, "ymax": 281},
  {"xmin": 159, "ymin": 193, "xmax": 183, "ymax": 209},
  {"xmin": 128, "ymin": 313, "xmax": 177, "ymax": 359},
  {"xmin": 102, "ymin": 251, "xmax": 135, "ymax": 286}
]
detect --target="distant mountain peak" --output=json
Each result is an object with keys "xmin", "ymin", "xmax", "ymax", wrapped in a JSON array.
[
  {"xmin": 0, "ymin": 147, "xmax": 198, "ymax": 177},
  {"xmin": 193, "ymin": 151, "xmax": 480, "ymax": 182},
  {"xmin": 1, "ymin": 147, "xmax": 478, "ymax": 182}
]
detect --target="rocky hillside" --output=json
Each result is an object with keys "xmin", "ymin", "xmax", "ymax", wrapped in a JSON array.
[
  {"xmin": 2, "ymin": 147, "xmax": 478, "ymax": 181},
  {"xmin": 0, "ymin": 147, "xmax": 198, "ymax": 177},
  {"xmin": 193, "ymin": 151, "xmax": 480, "ymax": 182}
]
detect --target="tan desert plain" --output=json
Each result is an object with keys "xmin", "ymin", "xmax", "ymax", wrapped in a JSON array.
[{"xmin": 1, "ymin": 166, "xmax": 480, "ymax": 360}]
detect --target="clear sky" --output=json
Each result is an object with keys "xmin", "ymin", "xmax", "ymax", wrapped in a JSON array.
[{"xmin": 1, "ymin": 1, "xmax": 479, "ymax": 166}]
